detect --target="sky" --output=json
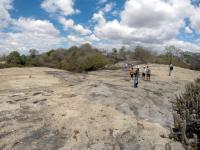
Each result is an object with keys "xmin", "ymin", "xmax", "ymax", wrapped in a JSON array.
[{"xmin": 0, "ymin": 0, "xmax": 200, "ymax": 54}]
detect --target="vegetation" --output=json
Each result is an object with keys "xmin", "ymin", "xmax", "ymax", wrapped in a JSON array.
[
  {"xmin": 0, "ymin": 43, "xmax": 200, "ymax": 72},
  {"xmin": 0, "ymin": 44, "xmax": 111, "ymax": 72},
  {"xmin": 170, "ymin": 78, "xmax": 200, "ymax": 149},
  {"xmin": 7, "ymin": 51, "xmax": 23, "ymax": 66},
  {"xmin": 62, "ymin": 44, "xmax": 110, "ymax": 72},
  {"xmin": 130, "ymin": 46, "xmax": 157, "ymax": 63}
]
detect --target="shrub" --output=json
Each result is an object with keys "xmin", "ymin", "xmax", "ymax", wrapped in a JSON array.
[
  {"xmin": 170, "ymin": 78, "xmax": 200, "ymax": 149},
  {"xmin": 79, "ymin": 54, "xmax": 110, "ymax": 71},
  {"xmin": 63, "ymin": 45, "xmax": 110, "ymax": 72},
  {"xmin": 130, "ymin": 46, "xmax": 157, "ymax": 63},
  {"xmin": 6, "ymin": 51, "xmax": 22, "ymax": 65}
]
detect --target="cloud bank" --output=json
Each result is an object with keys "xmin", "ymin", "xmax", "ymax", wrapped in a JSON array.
[{"xmin": 0, "ymin": 0, "xmax": 200, "ymax": 54}]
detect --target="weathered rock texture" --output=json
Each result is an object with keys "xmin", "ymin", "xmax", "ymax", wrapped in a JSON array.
[{"xmin": 0, "ymin": 64, "xmax": 199, "ymax": 150}]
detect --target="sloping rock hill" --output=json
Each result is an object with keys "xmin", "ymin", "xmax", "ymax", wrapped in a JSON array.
[{"xmin": 0, "ymin": 64, "xmax": 199, "ymax": 150}]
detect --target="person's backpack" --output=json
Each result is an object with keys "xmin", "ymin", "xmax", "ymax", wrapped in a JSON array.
[
  {"xmin": 134, "ymin": 68, "xmax": 139, "ymax": 76},
  {"xmin": 170, "ymin": 65, "xmax": 173, "ymax": 70}
]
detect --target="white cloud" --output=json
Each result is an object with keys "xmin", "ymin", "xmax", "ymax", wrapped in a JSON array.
[
  {"xmin": 42, "ymin": 0, "xmax": 91, "ymax": 36},
  {"xmin": 111, "ymin": 10, "xmax": 118, "ymax": 16},
  {"xmin": 102, "ymin": 2, "xmax": 114, "ymax": 13},
  {"xmin": 13, "ymin": 18, "xmax": 59, "ymax": 36},
  {"xmin": 94, "ymin": 20, "xmax": 134, "ymax": 41},
  {"xmin": 88, "ymin": 34, "xmax": 100, "ymax": 41},
  {"xmin": 0, "ymin": 18, "xmax": 62, "ymax": 54},
  {"xmin": 1, "ymin": 0, "xmax": 200, "ymax": 53},
  {"xmin": 59, "ymin": 17, "xmax": 92, "ymax": 35},
  {"xmin": 98, "ymin": 0, "xmax": 108, "ymax": 4},
  {"xmin": 66, "ymin": 34, "xmax": 100, "ymax": 47},
  {"xmin": 120, "ymin": 0, "xmax": 192, "ymax": 41},
  {"xmin": 92, "ymin": 0, "xmax": 200, "ymax": 52},
  {"xmin": 185, "ymin": 26, "xmax": 193, "ymax": 34},
  {"xmin": 164, "ymin": 39, "xmax": 200, "ymax": 52},
  {"xmin": 92, "ymin": 11, "xmax": 106, "ymax": 26},
  {"xmin": 41, "ymin": 0, "xmax": 79, "ymax": 16},
  {"xmin": 0, "ymin": 0, "xmax": 64, "ymax": 54},
  {"xmin": 67, "ymin": 35, "xmax": 89, "ymax": 45},
  {"xmin": 0, "ymin": 0, "xmax": 13, "ymax": 30},
  {"xmin": 190, "ymin": 7, "xmax": 200, "ymax": 32}
]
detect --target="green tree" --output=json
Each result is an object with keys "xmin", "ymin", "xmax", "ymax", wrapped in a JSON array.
[
  {"xmin": 20, "ymin": 54, "xmax": 27, "ymax": 65},
  {"xmin": 79, "ymin": 54, "xmax": 109, "ymax": 71},
  {"xmin": 29, "ymin": 49, "xmax": 39, "ymax": 58},
  {"xmin": 112, "ymin": 48, "xmax": 118, "ymax": 63},
  {"xmin": 79, "ymin": 43, "xmax": 93, "ymax": 52},
  {"xmin": 118, "ymin": 46, "xmax": 126, "ymax": 60},
  {"xmin": 7, "ymin": 51, "xmax": 22, "ymax": 65},
  {"xmin": 165, "ymin": 45, "xmax": 181, "ymax": 64},
  {"xmin": 62, "ymin": 44, "xmax": 111, "ymax": 72},
  {"xmin": 27, "ymin": 49, "xmax": 40, "ymax": 66},
  {"xmin": 133, "ymin": 46, "xmax": 153, "ymax": 63}
]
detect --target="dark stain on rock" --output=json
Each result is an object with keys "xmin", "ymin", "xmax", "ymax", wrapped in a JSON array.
[
  {"xmin": 7, "ymin": 101, "xmax": 15, "ymax": 104},
  {"xmin": 62, "ymin": 94, "xmax": 77, "ymax": 98},
  {"xmin": 0, "ymin": 131, "xmax": 15, "ymax": 140},
  {"xmin": 32, "ymin": 92, "xmax": 41, "ymax": 96},
  {"xmin": 14, "ymin": 98, "xmax": 28, "ymax": 102},
  {"xmin": 0, "ymin": 144, "xmax": 8, "ymax": 149},
  {"xmin": 33, "ymin": 99, "xmax": 47, "ymax": 104},
  {"xmin": 12, "ymin": 127, "xmax": 67, "ymax": 150}
]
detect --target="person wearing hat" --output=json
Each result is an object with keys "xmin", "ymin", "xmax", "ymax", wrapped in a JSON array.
[
  {"xmin": 142, "ymin": 65, "xmax": 146, "ymax": 80},
  {"xmin": 133, "ymin": 66, "xmax": 140, "ymax": 88}
]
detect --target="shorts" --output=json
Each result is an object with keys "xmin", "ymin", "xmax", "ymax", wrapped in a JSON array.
[
  {"xmin": 142, "ymin": 73, "xmax": 145, "ymax": 77},
  {"xmin": 130, "ymin": 74, "xmax": 133, "ymax": 78},
  {"xmin": 147, "ymin": 74, "xmax": 150, "ymax": 77}
]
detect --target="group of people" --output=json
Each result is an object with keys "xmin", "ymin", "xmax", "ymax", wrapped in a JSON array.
[
  {"xmin": 128, "ymin": 64, "xmax": 151, "ymax": 88},
  {"xmin": 142, "ymin": 65, "xmax": 151, "ymax": 81},
  {"xmin": 124, "ymin": 63, "xmax": 174, "ymax": 88}
]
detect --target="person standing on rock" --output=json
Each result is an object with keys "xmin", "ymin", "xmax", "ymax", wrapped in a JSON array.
[
  {"xmin": 169, "ymin": 64, "xmax": 174, "ymax": 76},
  {"xmin": 130, "ymin": 67, "xmax": 134, "ymax": 80},
  {"xmin": 142, "ymin": 65, "xmax": 146, "ymax": 80},
  {"xmin": 133, "ymin": 66, "xmax": 140, "ymax": 88},
  {"xmin": 124, "ymin": 63, "xmax": 128, "ymax": 71},
  {"xmin": 146, "ymin": 66, "xmax": 151, "ymax": 81}
]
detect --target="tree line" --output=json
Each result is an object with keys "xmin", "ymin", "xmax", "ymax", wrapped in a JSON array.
[{"xmin": 0, "ymin": 43, "xmax": 199, "ymax": 72}]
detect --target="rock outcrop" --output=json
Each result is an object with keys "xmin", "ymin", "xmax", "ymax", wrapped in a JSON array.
[{"xmin": 0, "ymin": 64, "xmax": 199, "ymax": 149}]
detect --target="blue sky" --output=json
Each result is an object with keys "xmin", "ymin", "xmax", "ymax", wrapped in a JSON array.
[
  {"xmin": 9, "ymin": 0, "xmax": 125, "ymax": 36},
  {"xmin": 0, "ymin": 0, "xmax": 200, "ymax": 54},
  {"xmin": 178, "ymin": 17, "xmax": 200, "ymax": 43}
]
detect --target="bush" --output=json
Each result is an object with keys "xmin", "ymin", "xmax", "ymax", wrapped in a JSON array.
[
  {"xmin": 170, "ymin": 78, "xmax": 200, "ymax": 149},
  {"xmin": 63, "ymin": 45, "xmax": 110, "ymax": 72},
  {"xmin": 79, "ymin": 54, "xmax": 109, "ymax": 71},
  {"xmin": 130, "ymin": 46, "xmax": 157, "ymax": 63},
  {"xmin": 7, "ymin": 51, "xmax": 22, "ymax": 65}
]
